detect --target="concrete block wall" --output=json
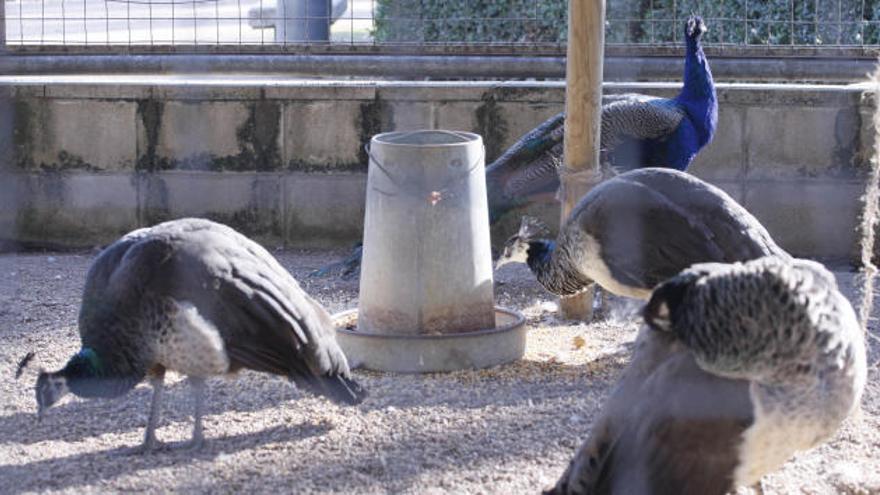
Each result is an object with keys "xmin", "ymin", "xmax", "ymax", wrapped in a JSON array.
[{"xmin": 0, "ymin": 77, "xmax": 874, "ymax": 262}]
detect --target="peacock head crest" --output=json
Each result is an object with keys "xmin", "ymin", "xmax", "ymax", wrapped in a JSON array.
[
  {"xmin": 517, "ymin": 216, "xmax": 550, "ymax": 240},
  {"xmin": 685, "ymin": 15, "xmax": 707, "ymax": 41},
  {"xmin": 495, "ymin": 217, "xmax": 549, "ymax": 270}
]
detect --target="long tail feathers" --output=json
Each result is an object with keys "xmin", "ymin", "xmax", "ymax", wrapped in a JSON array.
[
  {"xmin": 308, "ymin": 244, "xmax": 363, "ymax": 279},
  {"xmin": 298, "ymin": 373, "xmax": 367, "ymax": 406}
]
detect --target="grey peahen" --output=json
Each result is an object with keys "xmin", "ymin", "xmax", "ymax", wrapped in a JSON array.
[
  {"xmin": 34, "ymin": 218, "xmax": 366, "ymax": 453},
  {"xmin": 310, "ymin": 16, "xmax": 717, "ymax": 280},
  {"xmin": 547, "ymin": 256, "xmax": 867, "ymax": 494},
  {"xmin": 494, "ymin": 168, "xmax": 789, "ymax": 300}
]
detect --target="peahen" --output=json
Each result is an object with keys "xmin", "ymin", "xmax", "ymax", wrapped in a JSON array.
[
  {"xmin": 494, "ymin": 168, "xmax": 789, "ymax": 300},
  {"xmin": 547, "ymin": 256, "xmax": 867, "ymax": 494},
  {"xmin": 310, "ymin": 15, "xmax": 716, "ymax": 279},
  {"xmin": 33, "ymin": 218, "xmax": 366, "ymax": 453}
]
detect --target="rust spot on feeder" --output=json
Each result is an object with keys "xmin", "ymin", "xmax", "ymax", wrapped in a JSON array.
[{"xmin": 428, "ymin": 191, "xmax": 443, "ymax": 205}]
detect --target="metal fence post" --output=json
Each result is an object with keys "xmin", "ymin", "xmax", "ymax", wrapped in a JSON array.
[
  {"xmin": 1, "ymin": 0, "xmax": 6, "ymax": 52},
  {"xmin": 277, "ymin": 0, "xmax": 330, "ymax": 42},
  {"xmin": 0, "ymin": 0, "xmax": 10, "ymax": 187}
]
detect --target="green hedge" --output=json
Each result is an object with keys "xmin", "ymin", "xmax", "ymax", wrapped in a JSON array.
[
  {"xmin": 373, "ymin": 0, "xmax": 880, "ymax": 45},
  {"xmin": 372, "ymin": 0, "xmax": 567, "ymax": 43}
]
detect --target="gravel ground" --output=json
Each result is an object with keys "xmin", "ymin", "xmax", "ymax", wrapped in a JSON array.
[{"xmin": 0, "ymin": 249, "xmax": 878, "ymax": 494}]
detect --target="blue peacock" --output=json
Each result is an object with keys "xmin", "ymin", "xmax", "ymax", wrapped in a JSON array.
[
  {"xmin": 310, "ymin": 15, "xmax": 716, "ymax": 279},
  {"xmin": 486, "ymin": 15, "xmax": 717, "ymax": 224}
]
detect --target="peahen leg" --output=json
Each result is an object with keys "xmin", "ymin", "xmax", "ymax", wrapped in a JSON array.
[
  {"xmin": 308, "ymin": 243, "xmax": 363, "ymax": 280},
  {"xmin": 174, "ymin": 376, "xmax": 207, "ymax": 451},
  {"xmin": 125, "ymin": 372, "xmax": 166, "ymax": 455},
  {"xmin": 593, "ymin": 285, "xmax": 610, "ymax": 320},
  {"xmin": 751, "ymin": 479, "xmax": 767, "ymax": 495}
]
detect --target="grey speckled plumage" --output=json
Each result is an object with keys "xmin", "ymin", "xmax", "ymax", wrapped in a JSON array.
[
  {"xmin": 491, "ymin": 112, "xmax": 566, "ymax": 201},
  {"xmin": 647, "ymin": 257, "xmax": 850, "ymax": 384},
  {"xmin": 548, "ymin": 256, "xmax": 867, "ymax": 495},
  {"xmin": 496, "ymin": 168, "xmax": 789, "ymax": 300},
  {"xmin": 600, "ymin": 94, "xmax": 685, "ymax": 156},
  {"xmin": 35, "ymin": 218, "xmax": 366, "ymax": 453}
]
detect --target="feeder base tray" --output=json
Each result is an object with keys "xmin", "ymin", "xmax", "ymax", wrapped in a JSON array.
[{"xmin": 333, "ymin": 307, "xmax": 526, "ymax": 373}]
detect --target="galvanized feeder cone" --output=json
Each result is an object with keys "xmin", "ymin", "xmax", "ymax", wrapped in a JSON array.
[{"xmin": 334, "ymin": 130, "xmax": 526, "ymax": 373}]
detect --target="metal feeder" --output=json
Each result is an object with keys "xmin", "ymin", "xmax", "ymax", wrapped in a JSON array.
[{"xmin": 334, "ymin": 130, "xmax": 526, "ymax": 373}]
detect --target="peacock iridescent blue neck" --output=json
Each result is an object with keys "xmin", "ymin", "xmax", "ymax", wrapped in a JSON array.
[
  {"xmin": 527, "ymin": 239, "xmax": 556, "ymax": 267},
  {"xmin": 676, "ymin": 36, "xmax": 717, "ymax": 148},
  {"xmin": 524, "ymin": 239, "xmax": 592, "ymax": 297},
  {"xmin": 61, "ymin": 347, "xmax": 140, "ymax": 399},
  {"xmin": 62, "ymin": 348, "xmax": 103, "ymax": 377}
]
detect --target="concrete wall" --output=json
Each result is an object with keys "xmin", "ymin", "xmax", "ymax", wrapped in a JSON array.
[{"xmin": 0, "ymin": 77, "xmax": 875, "ymax": 261}]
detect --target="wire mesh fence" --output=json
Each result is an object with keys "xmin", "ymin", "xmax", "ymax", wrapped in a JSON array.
[{"xmin": 4, "ymin": 0, "xmax": 880, "ymax": 48}]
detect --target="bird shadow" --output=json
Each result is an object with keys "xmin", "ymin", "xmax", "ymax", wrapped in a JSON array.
[
  {"xmin": 0, "ymin": 375, "xmax": 313, "ymax": 445},
  {"xmin": 1, "ymin": 348, "xmax": 632, "ymax": 449},
  {"xmin": 0, "ymin": 421, "xmax": 331, "ymax": 494}
]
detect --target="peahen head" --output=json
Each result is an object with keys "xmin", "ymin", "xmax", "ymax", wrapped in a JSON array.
[
  {"xmin": 35, "ymin": 371, "xmax": 68, "ymax": 421},
  {"xmin": 35, "ymin": 348, "xmax": 103, "ymax": 420},
  {"xmin": 643, "ymin": 269, "xmax": 702, "ymax": 332},
  {"xmin": 495, "ymin": 217, "xmax": 549, "ymax": 270},
  {"xmin": 685, "ymin": 15, "xmax": 707, "ymax": 43}
]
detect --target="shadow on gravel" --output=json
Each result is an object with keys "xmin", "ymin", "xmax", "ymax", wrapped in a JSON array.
[
  {"xmin": 0, "ymin": 375, "xmax": 314, "ymax": 445},
  {"xmin": 0, "ymin": 421, "xmax": 331, "ymax": 494}
]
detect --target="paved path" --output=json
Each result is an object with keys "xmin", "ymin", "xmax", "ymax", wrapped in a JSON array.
[{"xmin": 4, "ymin": 0, "xmax": 375, "ymax": 44}]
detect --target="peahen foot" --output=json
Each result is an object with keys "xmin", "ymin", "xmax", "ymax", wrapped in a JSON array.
[
  {"xmin": 170, "ymin": 432, "xmax": 206, "ymax": 452},
  {"xmin": 309, "ymin": 243, "xmax": 363, "ymax": 280},
  {"xmin": 122, "ymin": 435, "xmax": 169, "ymax": 455}
]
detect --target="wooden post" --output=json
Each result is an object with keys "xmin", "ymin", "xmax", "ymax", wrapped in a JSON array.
[
  {"xmin": 0, "ymin": 0, "xmax": 6, "ymax": 52},
  {"xmin": 559, "ymin": 0, "xmax": 605, "ymax": 320}
]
